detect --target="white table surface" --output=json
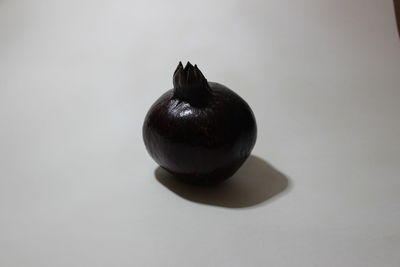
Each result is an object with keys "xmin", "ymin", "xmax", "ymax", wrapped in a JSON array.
[{"xmin": 1, "ymin": 0, "xmax": 399, "ymax": 266}]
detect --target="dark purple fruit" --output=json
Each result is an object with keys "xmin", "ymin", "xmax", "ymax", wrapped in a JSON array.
[{"xmin": 143, "ymin": 62, "xmax": 257, "ymax": 185}]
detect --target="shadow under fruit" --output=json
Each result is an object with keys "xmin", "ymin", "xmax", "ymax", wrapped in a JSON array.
[
  {"xmin": 143, "ymin": 62, "xmax": 257, "ymax": 185},
  {"xmin": 155, "ymin": 155, "xmax": 290, "ymax": 208}
]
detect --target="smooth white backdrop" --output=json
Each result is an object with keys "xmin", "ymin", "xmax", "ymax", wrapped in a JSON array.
[{"xmin": 0, "ymin": 0, "xmax": 399, "ymax": 266}]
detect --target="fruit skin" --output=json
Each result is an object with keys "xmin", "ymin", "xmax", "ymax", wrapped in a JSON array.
[{"xmin": 143, "ymin": 63, "xmax": 257, "ymax": 185}]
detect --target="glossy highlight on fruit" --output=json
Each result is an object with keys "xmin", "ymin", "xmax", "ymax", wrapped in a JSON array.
[{"xmin": 143, "ymin": 62, "xmax": 257, "ymax": 185}]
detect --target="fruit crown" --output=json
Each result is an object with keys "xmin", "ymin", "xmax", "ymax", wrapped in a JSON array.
[{"xmin": 173, "ymin": 62, "xmax": 210, "ymax": 90}]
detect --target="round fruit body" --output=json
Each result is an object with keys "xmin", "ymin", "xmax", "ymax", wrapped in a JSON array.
[{"xmin": 143, "ymin": 79, "xmax": 257, "ymax": 185}]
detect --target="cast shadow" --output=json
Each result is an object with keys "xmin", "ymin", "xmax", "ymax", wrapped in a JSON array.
[
  {"xmin": 395, "ymin": 0, "xmax": 400, "ymax": 37},
  {"xmin": 154, "ymin": 155, "xmax": 290, "ymax": 208}
]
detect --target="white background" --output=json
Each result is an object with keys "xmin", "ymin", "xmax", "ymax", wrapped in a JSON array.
[{"xmin": 1, "ymin": 0, "xmax": 399, "ymax": 266}]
